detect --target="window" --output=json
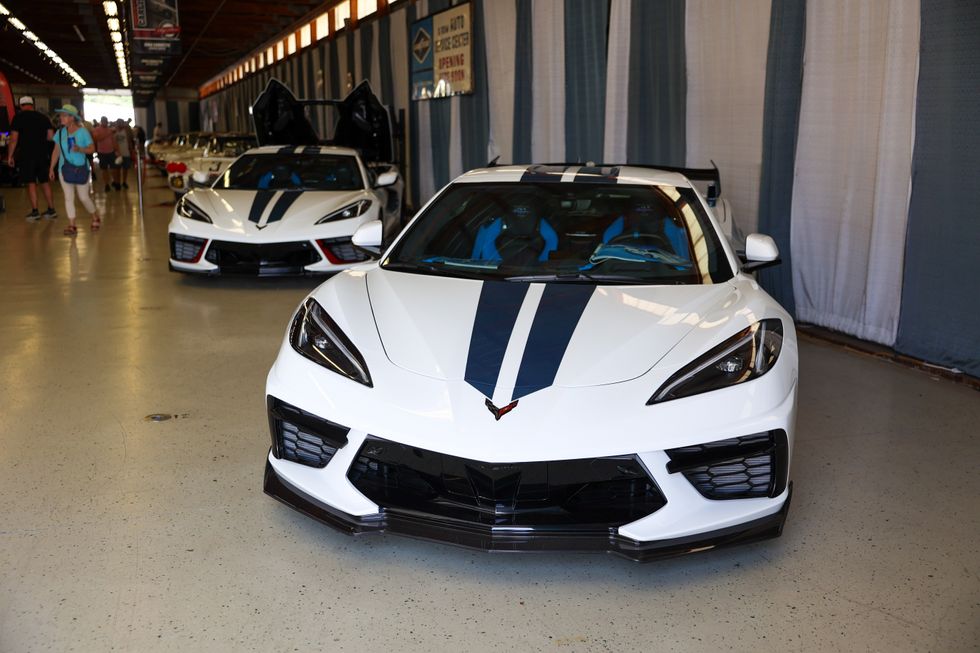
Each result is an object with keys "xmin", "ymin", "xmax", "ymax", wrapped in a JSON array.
[
  {"xmin": 316, "ymin": 13, "xmax": 330, "ymax": 40},
  {"xmin": 300, "ymin": 24, "xmax": 312, "ymax": 48},
  {"xmin": 287, "ymin": 34, "xmax": 296, "ymax": 55},
  {"xmin": 276, "ymin": 41, "xmax": 284, "ymax": 60},
  {"xmin": 333, "ymin": 1, "xmax": 350, "ymax": 31},
  {"xmin": 357, "ymin": 0, "xmax": 378, "ymax": 19},
  {"xmin": 267, "ymin": 46, "xmax": 274, "ymax": 64},
  {"xmin": 216, "ymin": 154, "xmax": 365, "ymax": 192}
]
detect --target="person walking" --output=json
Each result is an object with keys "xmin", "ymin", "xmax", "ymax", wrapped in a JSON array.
[
  {"xmin": 48, "ymin": 104, "xmax": 101, "ymax": 236},
  {"xmin": 92, "ymin": 116, "xmax": 117, "ymax": 192},
  {"xmin": 6, "ymin": 96, "xmax": 57, "ymax": 220},
  {"xmin": 112, "ymin": 119, "xmax": 133, "ymax": 189}
]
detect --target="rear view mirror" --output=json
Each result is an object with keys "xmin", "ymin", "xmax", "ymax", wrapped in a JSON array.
[
  {"xmin": 374, "ymin": 171, "xmax": 398, "ymax": 188},
  {"xmin": 739, "ymin": 233, "xmax": 780, "ymax": 272},
  {"xmin": 352, "ymin": 220, "xmax": 383, "ymax": 255}
]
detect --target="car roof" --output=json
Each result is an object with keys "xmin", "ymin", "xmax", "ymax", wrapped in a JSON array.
[
  {"xmin": 244, "ymin": 144, "xmax": 361, "ymax": 157},
  {"xmin": 453, "ymin": 164, "xmax": 694, "ymax": 188}
]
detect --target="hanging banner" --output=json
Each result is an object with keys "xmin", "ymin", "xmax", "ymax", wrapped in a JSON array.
[
  {"xmin": 131, "ymin": 0, "xmax": 181, "ymax": 40},
  {"xmin": 133, "ymin": 39, "xmax": 181, "ymax": 56},
  {"xmin": 411, "ymin": 2, "xmax": 473, "ymax": 100}
]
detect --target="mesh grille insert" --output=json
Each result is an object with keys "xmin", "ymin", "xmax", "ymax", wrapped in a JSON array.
[
  {"xmin": 665, "ymin": 431, "xmax": 788, "ymax": 500},
  {"xmin": 267, "ymin": 397, "xmax": 349, "ymax": 469},
  {"xmin": 170, "ymin": 234, "xmax": 207, "ymax": 262}
]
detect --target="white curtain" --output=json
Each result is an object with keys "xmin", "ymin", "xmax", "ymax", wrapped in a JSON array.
[
  {"xmin": 483, "ymin": 0, "xmax": 516, "ymax": 163},
  {"xmin": 685, "ymin": 0, "xmax": 771, "ymax": 234},
  {"xmin": 603, "ymin": 0, "xmax": 631, "ymax": 163},
  {"xmin": 791, "ymin": 0, "xmax": 920, "ymax": 345},
  {"xmin": 389, "ymin": 9, "xmax": 410, "ymax": 120},
  {"xmin": 531, "ymin": 0, "xmax": 565, "ymax": 162}
]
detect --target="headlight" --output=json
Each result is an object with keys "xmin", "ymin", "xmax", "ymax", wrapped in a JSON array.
[
  {"xmin": 289, "ymin": 298, "xmax": 372, "ymax": 387},
  {"xmin": 176, "ymin": 196, "xmax": 212, "ymax": 223},
  {"xmin": 648, "ymin": 319, "xmax": 783, "ymax": 404},
  {"xmin": 316, "ymin": 200, "xmax": 372, "ymax": 224}
]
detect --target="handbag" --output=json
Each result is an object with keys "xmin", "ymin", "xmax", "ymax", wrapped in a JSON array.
[{"xmin": 58, "ymin": 129, "xmax": 90, "ymax": 184}]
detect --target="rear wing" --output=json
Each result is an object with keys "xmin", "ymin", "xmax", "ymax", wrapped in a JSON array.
[{"xmin": 528, "ymin": 161, "xmax": 722, "ymax": 206}]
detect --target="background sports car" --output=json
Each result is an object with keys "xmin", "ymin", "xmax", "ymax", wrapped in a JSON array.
[
  {"xmin": 166, "ymin": 133, "xmax": 256, "ymax": 199},
  {"xmin": 263, "ymin": 163, "xmax": 799, "ymax": 561},
  {"xmin": 168, "ymin": 80, "xmax": 403, "ymax": 276}
]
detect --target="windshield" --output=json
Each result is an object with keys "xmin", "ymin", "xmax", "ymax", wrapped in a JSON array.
[
  {"xmin": 383, "ymin": 182, "xmax": 732, "ymax": 285},
  {"xmin": 215, "ymin": 153, "xmax": 364, "ymax": 191}
]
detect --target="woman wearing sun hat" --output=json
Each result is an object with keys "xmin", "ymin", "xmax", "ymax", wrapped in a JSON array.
[{"xmin": 48, "ymin": 103, "xmax": 102, "ymax": 236}]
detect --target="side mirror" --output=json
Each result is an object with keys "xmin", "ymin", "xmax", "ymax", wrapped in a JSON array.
[
  {"xmin": 374, "ymin": 171, "xmax": 398, "ymax": 188},
  {"xmin": 739, "ymin": 233, "xmax": 780, "ymax": 272},
  {"xmin": 351, "ymin": 220, "xmax": 383, "ymax": 254}
]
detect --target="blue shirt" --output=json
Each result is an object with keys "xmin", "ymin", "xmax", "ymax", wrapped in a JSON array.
[{"xmin": 55, "ymin": 126, "xmax": 93, "ymax": 170}]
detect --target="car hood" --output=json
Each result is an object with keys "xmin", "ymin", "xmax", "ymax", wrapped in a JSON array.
[
  {"xmin": 187, "ymin": 188, "xmax": 366, "ymax": 237},
  {"xmin": 366, "ymin": 269, "xmax": 735, "ymax": 398}
]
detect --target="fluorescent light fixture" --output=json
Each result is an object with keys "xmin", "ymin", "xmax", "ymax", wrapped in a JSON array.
[
  {"xmin": 107, "ymin": 17, "xmax": 119, "ymax": 31},
  {"xmin": 111, "ymin": 31, "xmax": 121, "ymax": 42},
  {"xmin": 8, "ymin": 16, "xmax": 25, "ymax": 30},
  {"xmin": 23, "ymin": 30, "xmax": 37, "ymax": 40},
  {"xmin": 0, "ymin": 3, "xmax": 10, "ymax": 16},
  {"xmin": 103, "ymin": 1, "xmax": 117, "ymax": 16},
  {"xmin": 113, "ymin": 42, "xmax": 124, "ymax": 52}
]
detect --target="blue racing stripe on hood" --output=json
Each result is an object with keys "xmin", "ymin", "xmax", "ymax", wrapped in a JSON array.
[
  {"xmin": 248, "ymin": 190, "xmax": 276, "ymax": 224},
  {"xmin": 265, "ymin": 191, "xmax": 304, "ymax": 224},
  {"xmin": 512, "ymin": 284, "xmax": 595, "ymax": 400},
  {"xmin": 464, "ymin": 281, "xmax": 530, "ymax": 399}
]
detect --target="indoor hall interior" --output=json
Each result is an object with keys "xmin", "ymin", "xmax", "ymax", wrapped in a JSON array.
[{"xmin": 0, "ymin": 180, "xmax": 976, "ymax": 652}]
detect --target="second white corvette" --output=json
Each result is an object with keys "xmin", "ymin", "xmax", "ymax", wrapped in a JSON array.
[{"xmin": 168, "ymin": 80, "xmax": 402, "ymax": 276}]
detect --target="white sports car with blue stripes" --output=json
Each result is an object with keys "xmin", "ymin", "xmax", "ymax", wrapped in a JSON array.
[
  {"xmin": 168, "ymin": 80, "xmax": 403, "ymax": 276},
  {"xmin": 263, "ymin": 163, "xmax": 798, "ymax": 561}
]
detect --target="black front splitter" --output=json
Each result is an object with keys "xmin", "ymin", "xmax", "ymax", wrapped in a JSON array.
[{"xmin": 264, "ymin": 460, "xmax": 792, "ymax": 563}]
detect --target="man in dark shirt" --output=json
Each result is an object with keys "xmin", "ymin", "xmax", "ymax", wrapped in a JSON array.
[{"xmin": 6, "ymin": 96, "xmax": 57, "ymax": 220}]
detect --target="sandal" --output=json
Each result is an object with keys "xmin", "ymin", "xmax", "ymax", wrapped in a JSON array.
[
  {"xmin": 91, "ymin": 218, "xmax": 102, "ymax": 231},
  {"xmin": 64, "ymin": 225, "xmax": 78, "ymax": 236}
]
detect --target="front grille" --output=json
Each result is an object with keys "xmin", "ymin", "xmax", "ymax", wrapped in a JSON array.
[
  {"xmin": 204, "ymin": 240, "xmax": 321, "ymax": 275},
  {"xmin": 170, "ymin": 234, "xmax": 207, "ymax": 262},
  {"xmin": 317, "ymin": 237, "xmax": 371, "ymax": 264},
  {"xmin": 347, "ymin": 437, "xmax": 666, "ymax": 528},
  {"xmin": 665, "ymin": 430, "xmax": 788, "ymax": 500},
  {"xmin": 267, "ymin": 397, "xmax": 349, "ymax": 468}
]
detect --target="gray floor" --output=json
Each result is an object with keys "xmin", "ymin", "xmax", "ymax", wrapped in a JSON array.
[{"xmin": 1, "ymin": 178, "xmax": 978, "ymax": 653}]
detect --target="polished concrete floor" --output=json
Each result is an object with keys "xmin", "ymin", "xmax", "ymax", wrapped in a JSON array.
[{"xmin": 1, "ymin": 177, "xmax": 978, "ymax": 653}]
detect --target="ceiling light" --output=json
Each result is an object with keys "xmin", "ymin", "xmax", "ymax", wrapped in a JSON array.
[
  {"xmin": 111, "ymin": 32, "xmax": 121, "ymax": 42},
  {"xmin": 8, "ymin": 16, "xmax": 25, "ymax": 30},
  {"xmin": 23, "ymin": 30, "xmax": 37, "ymax": 40},
  {"xmin": 107, "ymin": 17, "xmax": 119, "ymax": 31},
  {"xmin": 0, "ymin": 3, "xmax": 10, "ymax": 16},
  {"xmin": 35, "ymin": 41, "xmax": 47, "ymax": 50},
  {"xmin": 113, "ymin": 42, "xmax": 124, "ymax": 52},
  {"xmin": 103, "ymin": 1, "xmax": 117, "ymax": 16}
]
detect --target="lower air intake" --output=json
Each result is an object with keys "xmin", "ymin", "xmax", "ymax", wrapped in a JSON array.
[
  {"xmin": 665, "ymin": 430, "xmax": 788, "ymax": 500},
  {"xmin": 267, "ymin": 397, "xmax": 349, "ymax": 469},
  {"xmin": 347, "ymin": 436, "xmax": 666, "ymax": 528},
  {"xmin": 170, "ymin": 234, "xmax": 207, "ymax": 262},
  {"xmin": 317, "ymin": 237, "xmax": 370, "ymax": 264}
]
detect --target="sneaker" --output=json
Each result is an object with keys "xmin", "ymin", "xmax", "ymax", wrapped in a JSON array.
[
  {"xmin": 42, "ymin": 208, "xmax": 57, "ymax": 219},
  {"xmin": 26, "ymin": 209, "xmax": 40, "ymax": 221},
  {"xmin": 105, "ymin": 184, "xmax": 111, "ymax": 192},
  {"xmin": 112, "ymin": 182, "xmax": 121, "ymax": 190}
]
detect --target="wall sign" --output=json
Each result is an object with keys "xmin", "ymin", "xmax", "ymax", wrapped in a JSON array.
[
  {"xmin": 131, "ymin": 0, "xmax": 181, "ymax": 40},
  {"xmin": 411, "ymin": 2, "xmax": 473, "ymax": 100}
]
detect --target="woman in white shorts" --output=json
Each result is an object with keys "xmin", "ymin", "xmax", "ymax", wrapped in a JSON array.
[{"xmin": 48, "ymin": 104, "xmax": 102, "ymax": 236}]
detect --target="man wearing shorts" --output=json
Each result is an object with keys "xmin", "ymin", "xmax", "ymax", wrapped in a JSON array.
[
  {"xmin": 6, "ymin": 96, "xmax": 57, "ymax": 220},
  {"xmin": 112, "ymin": 119, "xmax": 132, "ymax": 189},
  {"xmin": 92, "ymin": 117, "xmax": 117, "ymax": 192}
]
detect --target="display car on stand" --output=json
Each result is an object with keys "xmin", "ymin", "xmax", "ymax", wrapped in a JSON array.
[
  {"xmin": 167, "ymin": 80, "xmax": 403, "ymax": 276},
  {"xmin": 262, "ymin": 161, "xmax": 798, "ymax": 561}
]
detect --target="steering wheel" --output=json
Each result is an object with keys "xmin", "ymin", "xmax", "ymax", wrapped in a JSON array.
[{"xmin": 607, "ymin": 232, "xmax": 673, "ymax": 251}]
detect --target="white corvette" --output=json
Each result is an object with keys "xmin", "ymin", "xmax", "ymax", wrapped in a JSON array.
[
  {"xmin": 263, "ymin": 164, "xmax": 798, "ymax": 561},
  {"xmin": 168, "ymin": 80, "xmax": 403, "ymax": 276}
]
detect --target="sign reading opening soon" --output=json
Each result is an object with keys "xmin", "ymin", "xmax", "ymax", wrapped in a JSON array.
[{"xmin": 411, "ymin": 3, "xmax": 473, "ymax": 100}]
